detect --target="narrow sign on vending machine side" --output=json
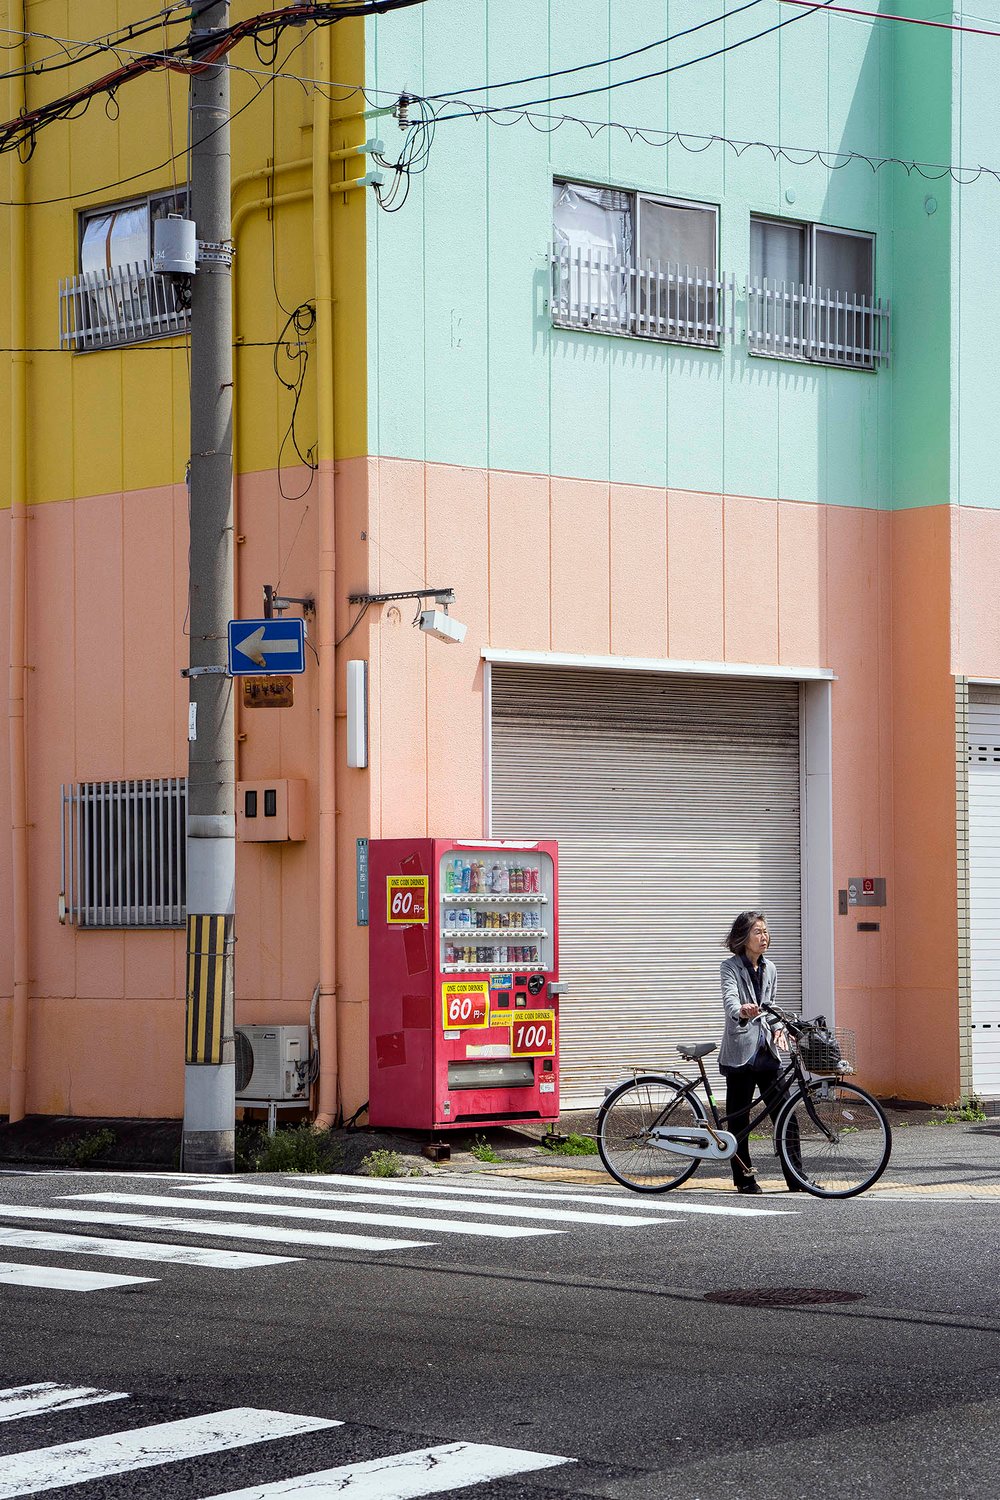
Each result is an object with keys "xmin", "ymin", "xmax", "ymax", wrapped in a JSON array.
[{"xmin": 386, "ymin": 875, "xmax": 428, "ymax": 924}]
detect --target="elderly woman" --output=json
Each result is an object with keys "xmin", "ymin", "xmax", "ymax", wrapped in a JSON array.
[{"xmin": 720, "ymin": 911, "xmax": 802, "ymax": 1194}]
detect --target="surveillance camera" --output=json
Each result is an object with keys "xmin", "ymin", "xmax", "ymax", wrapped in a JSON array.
[{"xmin": 418, "ymin": 609, "xmax": 467, "ymax": 645}]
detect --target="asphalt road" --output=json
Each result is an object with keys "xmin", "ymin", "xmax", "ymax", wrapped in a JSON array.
[{"xmin": 1, "ymin": 1159, "xmax": 999, "ymax": 1499}]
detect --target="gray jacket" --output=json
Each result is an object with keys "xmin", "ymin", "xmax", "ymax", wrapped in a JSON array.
[{"xmin": 718, "ymin": 954, "xmax": 779, "ymax": 1070}]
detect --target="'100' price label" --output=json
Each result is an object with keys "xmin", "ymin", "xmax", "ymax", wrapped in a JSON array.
[
  {"xmin": 511, "ymin": 1013, "xmax": 555, "ymax": 1057},
  {"xmin": 442, "ymin": 981, "xmax": 489, "ymax": 1031},
  {"xmin": 386, "ymin": 875, "xmax": 428, "ymax": 924}
]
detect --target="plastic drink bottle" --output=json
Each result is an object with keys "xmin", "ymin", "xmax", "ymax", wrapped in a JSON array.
[{"xmin": 461, "ymin": 861, "xmax": 470, "ymax": 892}]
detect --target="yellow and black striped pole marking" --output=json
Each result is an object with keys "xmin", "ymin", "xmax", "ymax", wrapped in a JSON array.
[{"xmin": 185, "ymin": 913, "xmax": 235, "ymax": 1065}]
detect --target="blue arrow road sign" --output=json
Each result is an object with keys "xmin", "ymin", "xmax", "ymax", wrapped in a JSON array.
[{"xmin": 227, "ymin": 617, "xmax": 306, "ymax": 676}]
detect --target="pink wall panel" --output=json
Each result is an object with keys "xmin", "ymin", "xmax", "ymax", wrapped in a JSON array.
[
  {"xmin": 723, "ymin": 494, "xmax": 779, "ymax": 665},
  {"xmin": 28, "ymin": 998, "xmax": 183, "ymax": 1118},
  {"xmin": 550, "ymin": 478, "xmax": 611, "ymax": 655},
  {"xmin": 890, "ymin": 506, "xmax": 960, "ymax": 1101},
  {"xmin": 0, "ymin": 517, "xmax": 10, "ymax": 999},
  {"xmin": 952, "ymin": 506, "xmax": 1000, "ymax": 678},
  {"xmin": 425, "ymin": 464, "xmax": 490, "ymax": 837},
  {"xmin": 74, "ymin": 492, "xmax": 125, "ymax": 777},
  {"xmin": 610, "ymin": 485, "xmax": 667, "ymax": 659},
  {"xmin": 371, "ymin": 458, "xmax": 429, "ymax": 835},
  {"xmin": 488, "ymin": 469, "xmax": 550, "ymax": 651},
  {"xmin": 23, "ymin": 502, "xmax": 76, "ymax": 1001},
  {"xmin": 777, "ymin": 500, "xmax": 827, "ymax": 667},
  {"xmin": 823, "ymin": 508, "xmax": 895, "ymax": 1092},
  {"xmin": 123, "ymin": 489, "xmax": 179, "ymax": 771},
  {"xmin": 666, "ymin": 490, "xmax": 724, "ymax": 660}
]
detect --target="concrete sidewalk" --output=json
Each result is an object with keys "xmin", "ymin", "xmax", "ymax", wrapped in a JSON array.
[{"xmin": 440, "ymin": 1111, "xmax": 1000, "ymax": 1200}]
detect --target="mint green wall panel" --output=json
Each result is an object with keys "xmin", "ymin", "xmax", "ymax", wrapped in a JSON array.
[
  {"xmin": 420, "ymin": 2, "xmax": 489, "ymax": 467},
  {"xmin": 951, "ymin": 18, "xmax": 1000, "ymax": 508},
  {"xmin": 887, "ymin": 12, "xmax": 952, "ymax": 510},
  {"xmin": 365, "ymin": 2, "xmax": 964, "ymax": 513}
]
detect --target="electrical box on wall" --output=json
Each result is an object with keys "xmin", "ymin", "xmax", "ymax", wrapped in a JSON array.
[{"xmin": 237, "ymin": 779, "xmax": 306, "ymax": 842}]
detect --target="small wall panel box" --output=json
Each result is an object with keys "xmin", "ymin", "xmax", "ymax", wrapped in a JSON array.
[
  {"xmin": 237, "ymin": 779, "xmax": 306, "ymax": 842},
  {"xmin": 235, "ymin": 1024, "xmax": 310, "ymax": 1101}
]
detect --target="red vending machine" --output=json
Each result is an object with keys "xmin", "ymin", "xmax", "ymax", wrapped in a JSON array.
[{"xmin": 368, "ymin": 838, "xmax": 559, "ymax": 1130}]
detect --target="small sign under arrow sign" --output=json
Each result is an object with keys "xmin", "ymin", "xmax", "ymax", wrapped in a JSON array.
[{"xmin": 227, "ymin": 618, "xmax": 306, "ymax": 676}]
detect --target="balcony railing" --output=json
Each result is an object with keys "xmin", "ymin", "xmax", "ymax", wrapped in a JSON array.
[
  {"xmin": 550, "ymin": 248, "xmax": 892, "ymax": 369},
  {"xmin": 59, "ymin": 261, "xmax": 190, "ymax": 351},
  {"xmin": 747, "ymin": 277, "xmax": 890, "ymax": 369},
  {"xmin": 551, "ymin": 246, "xmax": 732, "ymax": 348}
]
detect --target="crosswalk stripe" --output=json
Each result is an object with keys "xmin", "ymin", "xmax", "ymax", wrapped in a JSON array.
[
  {"xmin": 0, "ymin": 1385, "xmax": 128, "ymax": 1425},
  {"xmin": 164, "ymin": 1180, "xmax": 668, "ymax": 1228},
  {"xmin": 0, "ymin": 1205, "xmax": 428, "ymax": 1254},
  {"xmin": 0, "ymin": 1262, "xmax": 154, "ymax": 1292},
  {"xmin": 198, "ymin": 1440, "xmax": 573, "ymax": 1499},
  {"xmin": 308, "ymin": 1173, "xmax": 792, "ymax": 1217},
  {"xmin": 0, "ymin": 1226, "xmax": 298, "ymax": 1270},
  {"xmin": 66, "ymin": 1194, "xmax": 564, "ymax": 1241},
  {"xmin": 0, "ymin": 1407, "xmax": 339, "ymax": 1499}
]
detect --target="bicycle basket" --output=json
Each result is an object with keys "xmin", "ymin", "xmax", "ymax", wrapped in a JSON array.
[{"xmin": 800, "ymin": 1025, "xmax": 855, "ymax": 1076}]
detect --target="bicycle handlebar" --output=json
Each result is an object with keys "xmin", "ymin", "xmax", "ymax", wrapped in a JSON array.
[{"xmin": 761, "ymin": 1001, "xmax": 812, "ymax": 1037}]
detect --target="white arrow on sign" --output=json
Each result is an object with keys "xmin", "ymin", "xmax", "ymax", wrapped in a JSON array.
[{"xmin": 233, "ymin": 626, "xmax": 301, "ymax": 668}]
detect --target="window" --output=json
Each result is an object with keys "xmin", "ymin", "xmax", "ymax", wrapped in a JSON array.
[
  {"xmin": 748, "ymin": 216, "xmax": 886, "ymax": 367},
  {"xmin": 59, "ymin": 188, "xmax": 191, "ymax": 351},
  {"xmin": 552, "ymin": 181, "xmax": 722, "ymax": 346},
  {"xmin": 60, "ymin": 778, "xmax": 187, "ymax": 928}
]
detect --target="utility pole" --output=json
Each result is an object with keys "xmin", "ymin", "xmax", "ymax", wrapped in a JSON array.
[{"xmin": 181, "ymin": 0, "xmax": 236, "ymax": 1173}]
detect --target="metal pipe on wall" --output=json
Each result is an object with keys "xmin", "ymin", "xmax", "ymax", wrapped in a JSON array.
[
  {"xmin": 312, "ymin": 24, "xmax": 340, "ymax": 1128},
  {"xmin": 7, "ymin": 0, "xmax": 30, "ymax": 1123}
]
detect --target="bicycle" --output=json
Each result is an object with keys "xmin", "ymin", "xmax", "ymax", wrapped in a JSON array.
[{"xmin": 597, "ymin": 1002, "xmax": 892, "ymax": 1199}]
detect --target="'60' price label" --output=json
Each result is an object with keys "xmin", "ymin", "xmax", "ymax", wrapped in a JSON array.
[
  {"xmin": 511, "ymin": 1011, "xmax": 555, "ymax": 1057},
  {"xmin": 386, "ymin": 875, "xmax": 428, "ymax": 924},
  {"xmin": 442, "ymin": 981, "xmax": 489, "ymax": 1031}
]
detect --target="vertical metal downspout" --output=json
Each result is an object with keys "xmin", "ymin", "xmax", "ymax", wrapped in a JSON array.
[
  {"xmin": 313, "ymin": 24, "xmax": 339, "ymax": 1127},
  {"xmin": 7, "ymin": 1, "xmax": 29, "ymax": 1122}
]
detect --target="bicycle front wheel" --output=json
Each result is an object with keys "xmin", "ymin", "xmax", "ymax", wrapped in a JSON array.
[
  {"xmin": 598, "ymin": 1075, "xmax": 706, "ymax": 1192},
  {"xmin": 777, "ymin": 1080, "xmax": 891, "ymax": 1198}
]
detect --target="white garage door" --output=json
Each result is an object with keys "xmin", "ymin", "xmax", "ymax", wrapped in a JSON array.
[
  {"xmin": 968, "ymin": 688, "xmax": 1000, "ymax": 1094},
  {"xmin": 491, "ymin": 666, "xmax": 803, "ymax": 1105}
]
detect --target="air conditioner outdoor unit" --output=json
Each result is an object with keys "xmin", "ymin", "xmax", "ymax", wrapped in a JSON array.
[{"xmin": 235, "ymin": 1024, "xmax": 310, "ymax": 1102}]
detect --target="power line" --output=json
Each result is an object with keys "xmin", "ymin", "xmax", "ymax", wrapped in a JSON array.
[
  {"xmin": 424, "ymin": 0, "xmax": 768, "ymax": 103},
  {"xmin": 0, "ymin": 0, "xmax": 426, "ymax": 159},
  {"xmin": 779, "ymin": 0, "xmax": 1000, "ymax": 39},
  {"xmin": 427, "ymin": 1, "xmax": 837, "ymax": 124}
]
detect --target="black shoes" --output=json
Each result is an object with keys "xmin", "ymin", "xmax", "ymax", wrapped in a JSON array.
[{"xmin": 735, "ymin": 1178, "xmax": 763, "ymax": 1195}]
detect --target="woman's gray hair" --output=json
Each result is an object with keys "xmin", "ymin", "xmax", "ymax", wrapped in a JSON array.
[{"xmin": 723, "ymin": 910, "xmax": 767, "ymax": 956}]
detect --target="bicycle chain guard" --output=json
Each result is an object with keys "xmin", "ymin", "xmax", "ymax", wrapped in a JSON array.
[{"xmin": 649, "ymin": 1125, "xmax": 738, "ymax": 1161}]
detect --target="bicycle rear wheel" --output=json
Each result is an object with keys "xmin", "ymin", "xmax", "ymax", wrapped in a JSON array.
[
  {"xmin": 598, "ymin": 1075, "xmax": 706, "ymax": 1192},
  {"xmin": 776, "ymin": 1080, "xmax": 891, "ymax": 1198}
]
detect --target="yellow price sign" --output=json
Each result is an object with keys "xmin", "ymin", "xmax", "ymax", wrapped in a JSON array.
[
  {"xmin": 442, "ymin": 980, "xmax": 490, "ymax": 1030},
  {"xmin": 386, "ymin": 875, "xmax": 428, "ymax": 924}
]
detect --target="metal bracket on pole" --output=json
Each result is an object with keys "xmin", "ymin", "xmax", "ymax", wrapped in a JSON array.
[
  {"xmin": 181, "ymin": 664, "xmax": 230, "ymax": 678},
  {"xmin": 196, "ymin": 239, "xmax": 235, "ymax": 268}
]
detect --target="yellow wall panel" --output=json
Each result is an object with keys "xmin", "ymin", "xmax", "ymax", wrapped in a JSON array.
[{"xmin": 4, "ymin": 1, "xmax": 369, "ymax": 507}]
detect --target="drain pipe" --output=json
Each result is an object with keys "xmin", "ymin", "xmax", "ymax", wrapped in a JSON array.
[
  {"xmin": 7, "ymin": 3, "xmax": 29, "ymax": 1124},
  {"xmin": 312, "ymin": 24, "xmax": 339, "ymax": 1128}
]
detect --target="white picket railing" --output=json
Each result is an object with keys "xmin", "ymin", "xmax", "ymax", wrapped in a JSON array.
[
  {"xmin": 549, "ymin": 247, "xmax": 892, "ymax": 368},
  {"xmin": 746, "ymin": 277, "xmax": 890, "ymax": 369},
  {"xmin": 59, "ymin": 261, "xmax": 190, "ymax": 351}
]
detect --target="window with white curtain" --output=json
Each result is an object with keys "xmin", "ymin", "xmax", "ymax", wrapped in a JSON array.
[
  {"xmin": 552, "ymin": 180, "xmax": 720, "ymax": 345},
  {"xmin": 749, "ymin": 216, "xmax": 881, "ymax": 367},
  {"xmin": 63, "ymin": 188, "xmax": 190, "ymax": 351}
]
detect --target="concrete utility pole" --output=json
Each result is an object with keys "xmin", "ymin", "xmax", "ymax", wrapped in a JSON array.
[{"xmin": 181, "ymin": 0, "xmax": 236, "ymax": 1173}]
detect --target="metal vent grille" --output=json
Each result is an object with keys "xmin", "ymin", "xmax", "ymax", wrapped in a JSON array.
[{"xmin": 61, "ymin": 778, "xmax": 186, "ymax": 928}]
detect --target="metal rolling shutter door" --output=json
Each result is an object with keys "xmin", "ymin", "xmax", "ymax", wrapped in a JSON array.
[
  {"xmin": 968, "ymin": 689, "xmax": 1000, "ymax": 1094},
  {"xmin": 491, "ymin": 666, "xmax": 802, "ymax": 1105}
]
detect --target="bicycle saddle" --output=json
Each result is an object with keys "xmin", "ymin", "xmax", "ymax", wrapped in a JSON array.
[{"xmin": 676, "ymin": 1042, "xmax": 717, "ymax": 1060}]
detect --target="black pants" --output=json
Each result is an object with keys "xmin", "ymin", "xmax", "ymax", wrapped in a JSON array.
[{"xmin": 724, "ymin": 1059, "xmax": 802, "ymax": 1187}]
